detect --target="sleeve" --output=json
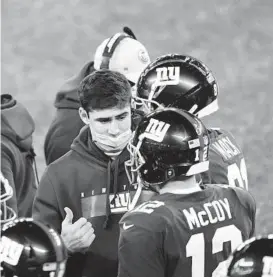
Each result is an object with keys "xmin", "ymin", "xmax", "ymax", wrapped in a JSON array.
[
  {"xmin": 117, "ymin": 223, "xmax": 165, "ymax": 277},
  {"xmin": 32, "ymin": 169, "xmax": 62, "ymax": 232},
  {"xmin": 207, "ymin": 147, "xmax": 228, "ymax": 185},
  {"xmin": 232, "ymin": 187, "xmax": 256, "ymax": 237},
  {"xmin": 1, "ymin": 149, "xmax": 18, "ymax": 215}
]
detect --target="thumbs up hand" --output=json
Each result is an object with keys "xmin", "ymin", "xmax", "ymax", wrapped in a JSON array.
[
  {"xmin": 61, "ymin": 207, "xmax": 95, "ymax": 254},
  {"xmin": 62, "ymin": 207, "xmax": 74, "ymax": 225}
]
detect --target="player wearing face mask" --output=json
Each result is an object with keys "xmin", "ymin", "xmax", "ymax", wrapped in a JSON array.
[{"xmin": 32, "ymin": 70, "xmax": 150, "ymax": 277}]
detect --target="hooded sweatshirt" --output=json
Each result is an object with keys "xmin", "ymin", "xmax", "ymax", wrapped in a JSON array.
[
  {"xmin": 44, "ymin": 61, "xmax": 95, "ymax": 165},
  {"xmin": 1, "ymin": 94, "xmax": 37, "ymax": 218},
  {"xmin": 33, "ymin": 124, "xmax": 143, "ymax": 277}
]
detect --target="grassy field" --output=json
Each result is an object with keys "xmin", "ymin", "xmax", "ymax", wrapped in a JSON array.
[{"xmin": 2, "ymin": 0, "xmax": 273, "ymax": 234}]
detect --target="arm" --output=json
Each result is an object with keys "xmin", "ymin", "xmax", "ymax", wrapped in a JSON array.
[
  {"xmin": 32, "ymin": 169, "xmax": 62, "ymax": 232},
  {"xmin": 239, "ymin": 189, "xmax": 256, "ymax": 237},
  {"xmin": 206, "ymin": 148, "xmax": 227, "ymax": 185},
  {"xmin": 118, "ymin": 224, "xmax": 164, "ymax": 277},
  {"xmin": 232, "ymin": 187, "xmax": 256, "ymax": 237}
]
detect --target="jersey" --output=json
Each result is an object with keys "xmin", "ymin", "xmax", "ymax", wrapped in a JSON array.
[
  {"xmin": 201, "ymin": 128, "xmax": 248, "ymax": 190},
  {"xmin": 118, "ymin": 185, "xmax": 256, "ymax": 277}
]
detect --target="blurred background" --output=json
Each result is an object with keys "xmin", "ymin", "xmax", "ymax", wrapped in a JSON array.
[{"xmin": 2, "ymin": 0, "xmax": 273, "ymax": 233}]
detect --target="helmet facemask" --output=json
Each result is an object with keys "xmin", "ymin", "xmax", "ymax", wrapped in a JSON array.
[
  {"xmin": 132, "ymin": 81, "xmax": 165, "ymax": 114},
  {"xmin": 125, "ymin": 108, "xmax": 210, "ymax": 209},
  {"xmin": 1, "ymin": 173, "xmax": 16, "ymax": 224},
  {"xmin": 125, "ymin": 135, "xmax": 149, "ymax": 210}
]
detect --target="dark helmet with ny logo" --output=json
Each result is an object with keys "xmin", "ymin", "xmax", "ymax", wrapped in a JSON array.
[
  {"xmin": 226, "ymin": 235, "xmax": 273, "ymax": 277},
  {"xmin": 125, "ymin": 108, "xmax": 210, "ymax": 192},
  {"xmin": 134, "ymin": 53, "xmax": 218, "ymax": 118},
  {"xmin": 1, "ymin": 218, "xmax": 68, "ymax": 277}
]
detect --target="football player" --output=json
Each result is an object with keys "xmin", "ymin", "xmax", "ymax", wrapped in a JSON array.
[
  {"xmin": 0, "ymin": 174, "xmax": 68, "ymax": 277},
  {"xmin": 134, "ymin": 54, "xmax": 248, "ymax": 190},
  {"xmin": 118, "ymin": 108, "xmax": 256, "ymax": 277},
  {"xmin": 1, "ymin": 218, "xmax": 68, "ymax": 277},
  {"xmin": 213, "ymin": 235, "xmax": 273, "ymax": 277}
]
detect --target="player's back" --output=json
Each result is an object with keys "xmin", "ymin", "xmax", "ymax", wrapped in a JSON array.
[
  {"xmin": 119, "ymin": 185, "xmax": 255, "ymax": 277},
  {"xmin": 201, "ymin": 128, "xmax": 248, "ymax": 190}
]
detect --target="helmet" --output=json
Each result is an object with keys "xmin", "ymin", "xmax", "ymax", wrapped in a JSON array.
[
  {"xmin": 0, "ymin": 172, "xmax": 16, "ymax": 224},
  {"xmin": 94, "ymin": 27, "xmax": 150, "ymax": 85},
  {"xmin": 0, "ymin": 218, "xmax": 68, "ymax": 277},
  {"xmin": 125, "ymin": 107, "xmax": 210, "ymax": 191},
  {"xmin": 226, "ymin": 235, "xmax": 273, "ymax": 277},
  {"xmin": 134, "ymin": 53, "xmax": 219, "ymax": 118}
]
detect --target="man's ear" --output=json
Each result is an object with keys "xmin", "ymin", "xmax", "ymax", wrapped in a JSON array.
[{"xmin": 79, "ymin": 107, "xmax": 90, "ymax": 125}]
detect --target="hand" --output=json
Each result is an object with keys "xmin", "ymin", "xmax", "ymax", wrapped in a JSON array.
[{"xmin": 61, "ymin": 207, "xmax": 95, "ymax": 254}]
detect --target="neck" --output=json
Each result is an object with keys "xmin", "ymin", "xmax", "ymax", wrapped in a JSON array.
[{"xmin": 159, "ymin": 176, "xmax": 202, "ymax": 195}]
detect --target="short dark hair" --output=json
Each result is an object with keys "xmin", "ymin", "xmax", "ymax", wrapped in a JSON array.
[{"xmin": 78, "ymin": 69, "xmax": 132, "ymax": 112}]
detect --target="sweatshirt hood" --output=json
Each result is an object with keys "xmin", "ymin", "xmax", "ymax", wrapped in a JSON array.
[
  {"xmin": 1, "ymin": 94, "xmax": 35, "ymax": 151},
  {"xmin": 54, "ymin": 61, "xmax": 95, "ymax": 109}
]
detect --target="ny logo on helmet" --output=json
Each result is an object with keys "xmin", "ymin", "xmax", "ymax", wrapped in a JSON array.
[
  {"xmin": 139, "ymin": 118, "xmax": 170, "ymax": 142},
  {"xmin": 0, "ymin": 236, "xmax": 24, "ymax": 266},
  {"xmin": 155, "ymin": 66, "xmax": 180, "ymax": 86}
]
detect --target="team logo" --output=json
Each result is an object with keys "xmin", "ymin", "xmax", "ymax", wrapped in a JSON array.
[
  {"xmin": 155, "ymin": 66, "xmax": 180, "ymax": 86},
  {"xmin": 139, "ymin": 118, "xmax": 170, "ymax": 142},
  {"xmin": 0, "ymin": 236, "xmax": 24, "ymax": 266},
  {"xmin": 123, "ymin": 222, "xmax": 134, "ymax": 230},
  {"xmin": 110, "ymin": 192, "xmax": 130, "ymax": 213},
  {"xmin": 138, "ymin": 49, "xmax": 150, "ymax": 64}
]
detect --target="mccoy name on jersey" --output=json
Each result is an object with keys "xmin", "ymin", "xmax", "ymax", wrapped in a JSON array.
[{"xmin": 118, "ymin": 185, "xmax": 255, "ymax": 277}]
